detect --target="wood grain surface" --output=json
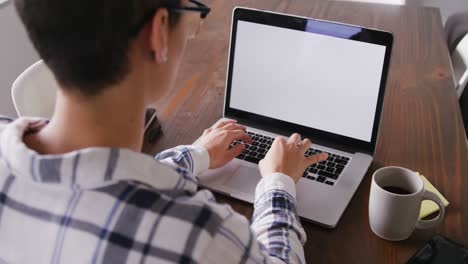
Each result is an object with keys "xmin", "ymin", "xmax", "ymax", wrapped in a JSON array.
[{"xmin": 142, "ymin": 1, "xmax": 468, "ymax": 263}]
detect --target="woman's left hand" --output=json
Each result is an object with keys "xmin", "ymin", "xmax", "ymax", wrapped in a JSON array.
[{"xmin": 195, "ymin": 120, "xmax": 252, "ymax": 169}]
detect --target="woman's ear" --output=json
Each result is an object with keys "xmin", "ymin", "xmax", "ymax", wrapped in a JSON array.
[{"xmin": 149, "ymin": 8, "xmax": 170, "ymax": 64}]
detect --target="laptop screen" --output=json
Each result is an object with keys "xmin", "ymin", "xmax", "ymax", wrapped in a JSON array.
[{"xmin": 229, "ymin": 20, "xmax": 387, "ymax": 143}]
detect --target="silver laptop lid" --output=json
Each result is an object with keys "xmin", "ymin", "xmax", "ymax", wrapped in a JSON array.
[{"xmin": 223, "ymin": 7, "xmax": 393, "ymax": 154}]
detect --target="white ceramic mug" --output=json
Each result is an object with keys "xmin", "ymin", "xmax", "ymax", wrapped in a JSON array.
[{"xmin": 369, "ymin": 166, "xmax": 445, "ymax": 241}]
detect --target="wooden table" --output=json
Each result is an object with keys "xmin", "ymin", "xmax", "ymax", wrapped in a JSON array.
[{"xmin": 143, "ymin": 1, "xmax": 468, "ymax": 263}]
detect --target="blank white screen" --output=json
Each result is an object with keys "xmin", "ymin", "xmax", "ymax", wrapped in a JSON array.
[{"xmin": 229, "ymin": 21, "xmax": 386, "ymax": 142}]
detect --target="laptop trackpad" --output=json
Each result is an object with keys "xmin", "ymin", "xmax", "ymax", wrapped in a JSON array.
[{"xmin": 224, "ymin": 165, "xmax": 262, "ymax": 197}]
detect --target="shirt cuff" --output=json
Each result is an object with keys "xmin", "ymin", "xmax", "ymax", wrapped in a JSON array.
[
  {"xmin": 255, "ymin": 173, "xmax": 297, "ymax": 202},
  {"xmin": 188, "ymin": 146, "xmax": 210, "ymax": 176}
]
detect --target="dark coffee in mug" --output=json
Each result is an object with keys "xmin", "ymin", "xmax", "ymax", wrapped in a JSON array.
[
  {"xmin": 370, "ymin": 166, "xmax": 446, "ymax": 241},
  {"xmin": 382, "ymin": 186, "xmax": 412, "ymax": 195}
]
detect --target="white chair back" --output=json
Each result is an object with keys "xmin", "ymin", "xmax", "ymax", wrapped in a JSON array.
[
  {"xmin": 0, "ymin": 0, "xmax": 10, "ymax": 8},
  {"xmin": 452, "ymin": 34, "xmax": 468, "ymax": 98},
  {"xmin": 11, "ymin": 60, "xmax": 58, "ymax": 119}
]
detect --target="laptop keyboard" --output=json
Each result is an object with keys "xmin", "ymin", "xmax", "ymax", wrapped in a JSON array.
[{"xmin": 230, "ymin": 131, "xmax": 351, "ymax": 186}]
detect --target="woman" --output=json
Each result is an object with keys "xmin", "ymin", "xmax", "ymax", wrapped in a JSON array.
[{"xmin": 0, "ymin": 0, "xmax": 327, "ymax": 263}]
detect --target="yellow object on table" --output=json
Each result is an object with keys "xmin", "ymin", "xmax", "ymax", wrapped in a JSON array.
[{"xmin": 417, "ymin": 173, "xmax": 449, "ymax": 219}]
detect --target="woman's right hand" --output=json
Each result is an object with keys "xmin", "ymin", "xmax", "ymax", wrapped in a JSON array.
[{"xmin": 259, "ymin": 133, "xmax": 329, "ymax": 183}]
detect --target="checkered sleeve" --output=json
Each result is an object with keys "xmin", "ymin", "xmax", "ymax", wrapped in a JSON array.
[
  {"xmin": 203, "ymin": 173, "xmax": 306, "ymax": 264},
  {"xmin": 155, "ymin": 145, "xmax": 210, "ymax": 176},
  {"xmin": 251, "ymin": 173, "xmax": 306, "ymax": 263}
]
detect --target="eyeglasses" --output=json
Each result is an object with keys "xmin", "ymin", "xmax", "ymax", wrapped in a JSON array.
[
  {"xmin": 130, "ymin": 0, "xmax": 211, "ymax": 37},
  {"xmin": 169, "ymin": 0, "xmax": 211, "ymax": 38},
  {"xmin": 169, "ymin": 0, "xmax": 211, "ymax": 19}
]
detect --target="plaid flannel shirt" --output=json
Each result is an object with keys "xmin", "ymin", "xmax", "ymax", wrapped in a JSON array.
[{"xmin": 0, "ymin": 118, "xmax": 306, "ymax": 263}]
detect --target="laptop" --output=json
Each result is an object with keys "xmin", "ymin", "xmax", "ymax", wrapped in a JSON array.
[{"xmin": 196, "ymin": 7, "xmax": 393, "ymax": 228}]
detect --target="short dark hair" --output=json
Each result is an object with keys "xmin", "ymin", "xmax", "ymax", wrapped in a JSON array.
[{"xmin": 15, "ymin": 0, "xmax": 181, "ymax": 96}]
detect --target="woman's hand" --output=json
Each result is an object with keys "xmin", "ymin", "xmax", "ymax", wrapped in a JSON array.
[
  {"xmin": 259, "ymin": 133, "xmax": 329, "ymax": 183},
  {"xmin": 195, "ymin": 120, "xmax": 253, "ymax": 169}
]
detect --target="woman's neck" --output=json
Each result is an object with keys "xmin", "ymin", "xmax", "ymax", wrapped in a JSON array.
[{"xmin": 24, "ymin": 80, "xmax": 147, "ymax": 155}]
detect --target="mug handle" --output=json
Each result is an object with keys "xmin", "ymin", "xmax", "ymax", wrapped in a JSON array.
[{"xmin": 415, "ymin": 190, "xmax": 446, "ymax": 229}]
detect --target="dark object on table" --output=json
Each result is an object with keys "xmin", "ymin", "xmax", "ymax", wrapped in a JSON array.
[
  {"xmin": 407, "ymin": 235, "xmax": 468, "ymax": 264},
  {"xmin": 144, "ymin": 108, "xmax": 161, "ymax": 144},
  {"xmin": 461, "ymin": 84, "xmax": 468, "ymax": 134}
]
